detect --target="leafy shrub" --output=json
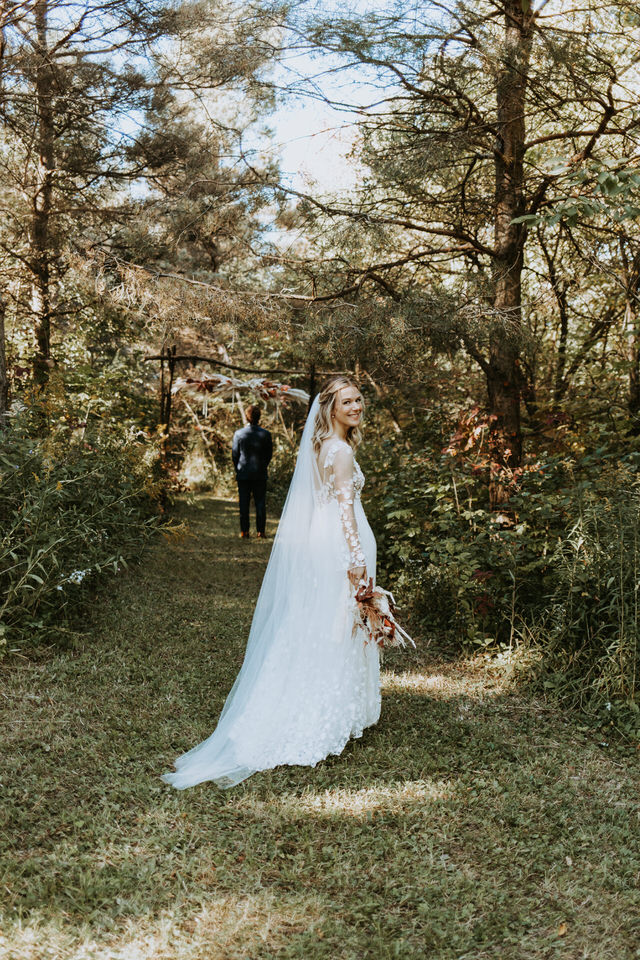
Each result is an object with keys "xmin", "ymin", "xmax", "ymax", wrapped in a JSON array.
[
  {"xmin": 361, "ymin": 406, "xmax": 639, "ymax": 728},
  {"xmin": 518, "ymin": 480, "xmax": 640, "ymax": 732},
  {"xmin": 266, "ymin": 437, "xmax": 298, "ymax": 514},
  {"xmin": 0, "ymin": 406, "xmax": 165, "ymax": 649},
  {"xmin": 361, "ymin": 430, "xmax": 552, "ymax": 645}
]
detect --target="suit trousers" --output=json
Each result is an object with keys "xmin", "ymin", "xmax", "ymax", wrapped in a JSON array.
[{"xmin": 237, "ymin": 474, "xmax": 267, "ymax": 534}]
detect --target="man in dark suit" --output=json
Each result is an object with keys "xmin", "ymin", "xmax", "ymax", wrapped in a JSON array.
[{"xmin": 232, "ymin": 404, "xmax": 273, "ymax": 538}]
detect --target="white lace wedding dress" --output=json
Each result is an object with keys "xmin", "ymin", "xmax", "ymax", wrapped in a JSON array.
[{"xmin": 162, "ymin": 401, "xmax": 381, "ymax": 790}]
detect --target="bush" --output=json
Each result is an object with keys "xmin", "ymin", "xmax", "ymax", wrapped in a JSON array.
[
  {"xmin": 0, "ymin": 406, "xmax": 165, "ymax": 649},
  {"xmin": 360, "ymin": 407, "xmax": 639, "ymax": 730},
  {"xmin": 518, "ymin": 481, "xmax": 640, "ymax": 733},
  {"xmin": 361, "ymin": 430, "xmax": 551, "ymax": 646}
]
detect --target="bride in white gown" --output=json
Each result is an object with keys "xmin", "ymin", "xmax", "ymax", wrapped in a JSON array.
[{"xmin": 162, "ymin": 376, "xmax": 381, "ymax": 789}]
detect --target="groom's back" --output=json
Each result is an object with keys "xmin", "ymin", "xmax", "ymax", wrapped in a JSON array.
[{"xmin": 233, "ymin": 424, "xmax": 273, "ymax": 478}]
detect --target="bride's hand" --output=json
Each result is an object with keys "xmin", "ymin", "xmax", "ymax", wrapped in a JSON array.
[{"xmin": 348, "ymin": 566, "xmax": 367, "ymax": 588}]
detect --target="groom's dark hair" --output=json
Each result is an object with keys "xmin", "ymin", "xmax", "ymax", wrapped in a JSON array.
[{"xmin": 247, "ymin": 404, "xmax": 261, "ymax": 425}]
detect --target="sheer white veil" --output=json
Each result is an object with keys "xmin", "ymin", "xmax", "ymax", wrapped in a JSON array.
[
  {"xmin": 163, "ymin": 395, "xmax": 322, "ymax": 789},
  {"xmin": 223, "ymin": 394, "xmax": 321, "ymax": 696}
]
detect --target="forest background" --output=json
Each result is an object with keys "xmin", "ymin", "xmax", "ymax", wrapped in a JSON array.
[{"xmin": 2, "ymin": 0, "xmax": 640, "ymax": 743}]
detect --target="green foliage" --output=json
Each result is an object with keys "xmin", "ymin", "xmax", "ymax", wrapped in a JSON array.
[
  {"xmin": 266, "ymin": 436, "xmax": 298, "ymax": 513},
  {"xmin": 512, "ymin": 158, "xmax": 640, "ymax": 228},
  {"xmin": 363, "ymin": 432, "xmax": 538, "ymax": 646},
  {"xmin": 521, "ymin": 477, "xmax": 640, "ymax": 732},
  {"xmin": 0, "ymin": 405, "xmax": 165, "ymax": 648},
  {"xmin": 361, "ymin": 400, "xmax": 640, "ymax": 729}
]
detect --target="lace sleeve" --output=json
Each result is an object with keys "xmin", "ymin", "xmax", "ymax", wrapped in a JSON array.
[{"xmin": 332, "ymin": 444, "xmax": 366, "ymax": 571}]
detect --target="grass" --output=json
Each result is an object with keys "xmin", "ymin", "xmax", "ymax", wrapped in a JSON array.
[{"xmin": 1, "ymin": 494, "xmax": 639, "ymax": 960}]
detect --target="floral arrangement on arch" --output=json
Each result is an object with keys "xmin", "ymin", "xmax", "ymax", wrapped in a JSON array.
[{"xmin": 172, "ymin": 373, "xmax": 309, "ymax": 407}]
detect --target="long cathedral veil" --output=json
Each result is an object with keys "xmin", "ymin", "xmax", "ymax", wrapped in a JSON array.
[{"xmin": 162, "ymin": 396, "xmax": 322, "ymax": 789}]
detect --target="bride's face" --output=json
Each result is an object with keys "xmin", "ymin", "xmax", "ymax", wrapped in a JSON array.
[{"xmin": 332, "ymin": 386, "xmax": 363, "ymax": 431}]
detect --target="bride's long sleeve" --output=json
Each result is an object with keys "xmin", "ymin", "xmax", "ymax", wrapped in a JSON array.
[{"xmin": 332, "ymin": 445, "xmax": 366, "ymax": 571}]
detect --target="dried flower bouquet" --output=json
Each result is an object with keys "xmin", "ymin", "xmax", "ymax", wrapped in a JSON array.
[{"xmin": 351, "ymin": 578, "xmax": 415, "ymax": 649}]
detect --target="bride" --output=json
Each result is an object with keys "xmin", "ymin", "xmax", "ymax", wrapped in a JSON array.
[{"xmin": 162, "ymin": 375, "xmax": 381, "ymax": 789}]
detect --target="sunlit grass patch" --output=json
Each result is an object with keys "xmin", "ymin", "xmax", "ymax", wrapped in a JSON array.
[
  {"xmin": 237, "ymin": 778, "xmax": 454, "ymax": 822},
  {"xmin": 381, "ymin": 670, "xmax": 449, "ymax": 694},
  {"xmin": 0, "ymin": 914, "xmax": 181, "ymax": 960},
  {"xmin": 0, "ymin": 891, "xmax": 324, "ymax": 960},
  {"xmin": 181, "ymin": 890, "xmax": 325, "ymax": 959},
  {"xmin": 382, "ymin": 646, "xmax": 519, "ymax": 702}
]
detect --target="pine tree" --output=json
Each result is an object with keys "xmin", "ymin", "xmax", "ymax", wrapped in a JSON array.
[
  {"xmin": 0, "ymin": 0, "xmax": 280, "ymax": 387},
  {"xmin": 284, "ymin": 0, "xmax": 639, "ymax": 504}
]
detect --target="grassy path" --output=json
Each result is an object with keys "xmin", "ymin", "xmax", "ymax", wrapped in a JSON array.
[{"xmin": 1, "ymin": 495, "xmax": 639, "ymax": 960}]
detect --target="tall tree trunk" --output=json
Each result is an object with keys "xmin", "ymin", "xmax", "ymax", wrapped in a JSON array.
[
  {"xmin": 0, "ymin": 293, "xmax": 8, "ymax": 420},
  {"xmin": 0, "ymin": 7, "xmax": 10, "ymax": 421},
  {"xmin": 31, "ymin": 0, "xmax": 55, "ymax": 387},
  {"xmin": 621, "ymin": 244, "xmax": 640, "ymax": 430},
  {"xmin": 537, "ymin": 229, "xmax": 570, "ymax": 408},
  {"xmin": 625, "ymin": 294, "xmax": 640, "ymax": 428},
  {"xmin": 487, "ymin": 0, "xmax": 532, "ymax": 508}
]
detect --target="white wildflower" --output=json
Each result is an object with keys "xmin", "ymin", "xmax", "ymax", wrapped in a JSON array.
[{"xmin": 68, "ymin": 568, "xmax": 90, "ymax": 585}]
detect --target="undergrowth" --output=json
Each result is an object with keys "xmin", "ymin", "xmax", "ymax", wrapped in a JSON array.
[
  {"xmin": 0, "ymin": 403, "xmax": 165, "ymax": 649},
  {"xmin": 359, "ymin": 405, "xmax": 640, "ymax": 740}
]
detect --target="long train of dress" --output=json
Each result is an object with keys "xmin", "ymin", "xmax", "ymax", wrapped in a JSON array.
[{"xmin": 162, "ymin": 437, "xmax": 380, "ymax": 789}]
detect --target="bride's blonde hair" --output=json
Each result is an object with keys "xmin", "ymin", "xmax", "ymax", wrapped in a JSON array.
[{"xmin": 312, "ymin": 375, "xmax": 364, "ymax": 455}]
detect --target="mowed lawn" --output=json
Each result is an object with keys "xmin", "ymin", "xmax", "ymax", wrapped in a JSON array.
[{"xmin": 1, "ymin": 495, "xmax": 639, "ymax": 960}]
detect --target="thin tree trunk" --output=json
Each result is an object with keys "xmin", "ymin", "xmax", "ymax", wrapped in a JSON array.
[
  {"xmin": 537, "ymin": 229, "xmax": 570, "ymax": 407},
  {"xmin": 362, "ymin": 369, "xmax": 402, "ymax": 435},
  {"xmin": 625, "ymin": 295, "xmax": 640, "ymax": 427},
  {"xmin": 621, "ymin": 244, "xmax": 640, "ymax": 428},
  {"xmin": 0, "ymin": 293, "xmax": 8, "ymax": 420},
  {"xmin": 307, "ymin": 361, "xmax": 316, "ymax": 414},
  {"xmin": 0, "ymin": 9, "xmax": 10, "ymax": 422},
  {"xmin": 487, "ymin": 0, "xmax": 532, "ymax": 508},
  {"xmin": 31, "ymin": 0, "xmax": 55, "ymax": 387},
  {"xmin": 164, "ymin": 345, "xmax": 177, "ymax": 428},
  {"xmin": 159, "ymin": 349, "xmax": 166, "ymax": 423},
  {"xmin": 553, "ymin": 306, "xmax": 569, "ymax": 408}
]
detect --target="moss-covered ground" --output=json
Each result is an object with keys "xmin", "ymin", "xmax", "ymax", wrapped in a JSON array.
[{"xmin": 1, "ymin": 495, "xmax": 639, "ymax": 959}]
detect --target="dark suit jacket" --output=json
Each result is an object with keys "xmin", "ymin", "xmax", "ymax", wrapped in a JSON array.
[{"xmin": 232, "ymin": 424, "xmax": 273, "ymax": 479}]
